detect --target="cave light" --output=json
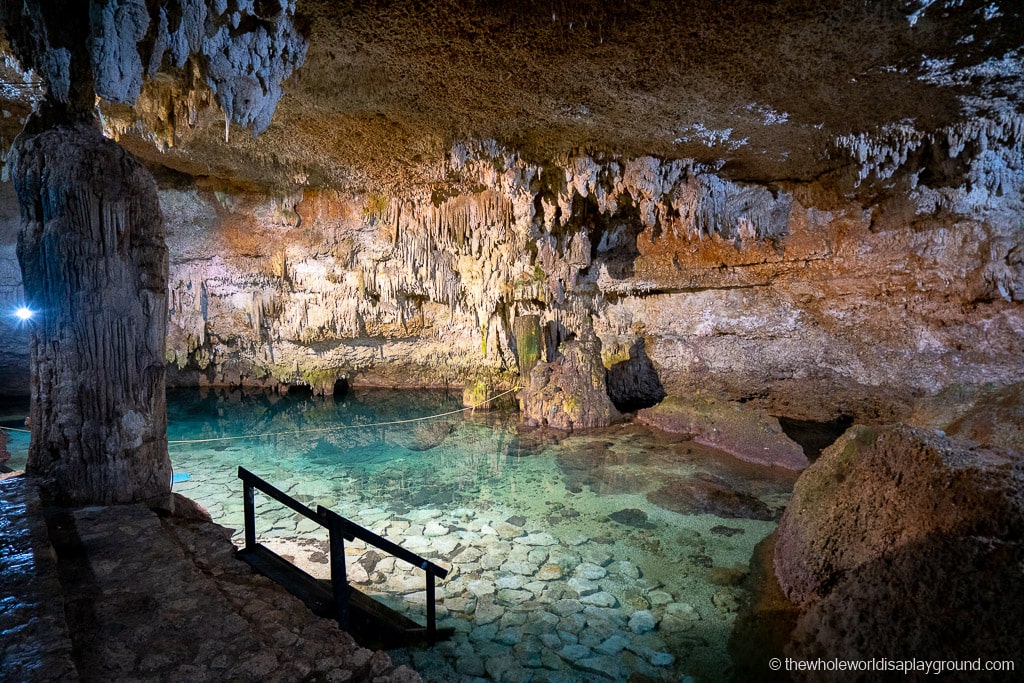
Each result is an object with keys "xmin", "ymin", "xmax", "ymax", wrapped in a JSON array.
[{"xmin": 13, "ymin": 306, "xmax": 34, "ymax": 322}]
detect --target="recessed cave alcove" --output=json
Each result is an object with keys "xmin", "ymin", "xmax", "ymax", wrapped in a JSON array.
[{"xmin": 1, "ymin": 1, "xmax": 1022, "ymax": 682}]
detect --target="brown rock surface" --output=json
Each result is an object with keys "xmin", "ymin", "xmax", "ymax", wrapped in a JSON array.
[
  {"xmin": 911, "ymin": 382, "xmax": 1024, "ymax": 454},
  {"xmin": 637, "ymin": 396, "xmax": 808, "ymax": 470},
  {"xmin": 775, "ymin": 424, "xmax": 1024, "ymax": 605},
  {"xmin": 787, "ymin": 536, "xmax": 1024, "ymax": 673},
  {"xmin": 520, "ymin": 337, "xmax": 622, "ymax": 431},
  {"xmin": 2, "ymin": 1, "xmax": 1009, "ymax": 194},
  {"xmin": 774, "ymin": 424, "xmax": 1024, "ymax": 666}
]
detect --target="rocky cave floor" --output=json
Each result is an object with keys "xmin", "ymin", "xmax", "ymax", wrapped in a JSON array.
[{"xmin": 0, "ymin": 476, "xmax": 420, "ymax": 683}]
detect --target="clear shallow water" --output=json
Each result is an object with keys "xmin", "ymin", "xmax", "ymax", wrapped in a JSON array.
[
  {"xmin": 166, "ymin": 388, "xmax": 795, "ymax": 682},
  {"xmin": 0, "ymin": 397, "xmax": 30, "ymax": 471},
  {"xmin": 4, "ymin": 389, "xmax": 797, "ymax": 682}
]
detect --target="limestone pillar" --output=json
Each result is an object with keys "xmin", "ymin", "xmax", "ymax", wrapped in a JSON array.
[{"xmin": 12, "ymin": 121, "xmax": 171, "ymax": 504}]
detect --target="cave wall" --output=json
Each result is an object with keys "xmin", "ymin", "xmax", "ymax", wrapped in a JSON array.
[
  {"xmin": 133, "ymin": 142, "xmax": 1024, "ymax": 421},
  {"xmin": 0, "ymin": 181, "xmax": 29, "ymax": 395},
  {"xmin": 2, "ymin": 134, "xmax": 1022, "ymax": 419}
]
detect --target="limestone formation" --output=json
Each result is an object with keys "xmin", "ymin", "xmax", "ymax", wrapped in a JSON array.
[
  {"xmin": 637, "ymin": 396, "xmax": 808, "ymax": 471},
  {"xmin": 0, "ymin": 0, "xmax": 307, "ymax": 502},
  {"xmin": 519, "ymin": 334, "xmax": 622, "ymax": 431},
  {"xmin": 0, "ymin": 1, "xmax": 1020, "ymax": 680},
  {"xmin": 774, "ymin": 424, "xmax": 1024, "ymax": 664},
  {"xmin": 12, "ymin": 123, "xmax": 172, "ymax": 504}
]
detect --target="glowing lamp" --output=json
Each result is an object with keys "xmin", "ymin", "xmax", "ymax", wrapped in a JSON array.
[{"xmin": 14, "ymin": 306, "xmax": 34, "ymax": 321}]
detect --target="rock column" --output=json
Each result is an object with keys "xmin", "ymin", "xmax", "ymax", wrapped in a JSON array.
[{"xmin": 12, "ymin": 122, "xmax": 171, "ymax": 504}]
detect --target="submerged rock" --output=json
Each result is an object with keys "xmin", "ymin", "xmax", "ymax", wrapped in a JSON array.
[
  {"xmin": 647, "ymin": 473, "xmax": 775, "ymax": 521},
  {"xmin": 636, "ymin": 396, "xmax": 808, "ymax": 471},
  {"xmin": 607, "ymin": 508, "xmax": 656, "ymax": 529},
  {"xmin": 397, "ymin": 421, "xmax": 457, "ymax": 452},
  {"xmin": 775, "ymin": 424, "xmax": 1024, "ymax": 665}
]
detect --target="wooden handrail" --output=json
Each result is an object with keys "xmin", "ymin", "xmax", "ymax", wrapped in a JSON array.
[
  {"xmin": 316, "ymin": 506, "xmax": 449, "ymax": 579},
  {"xmin": 238, "ymin": 466, "xmax": 329, "ymax": 528},
  {"xmin": 236, "ymin": 466, "xmax": 448, "ymax": 640}
]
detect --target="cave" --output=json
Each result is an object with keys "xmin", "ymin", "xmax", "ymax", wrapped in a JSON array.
[{"xmin": 1, "ymin": 1, "xmax": 1022, "ymax": 682}]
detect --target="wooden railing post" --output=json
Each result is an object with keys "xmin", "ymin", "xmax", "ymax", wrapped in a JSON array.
[
  {"xmin": 322, "ymin": 506, "xmax": 352, "ymax": 630},
  {"xmin": 239, "ymin": 469, "xmax": 451, "ymax": 643},
  {"xmin": 426, "ymin": 570, "xmax": 436, "ymax": 640},
  {"xmin": 242, "ymin": 475, "xmax": 256, "ymax": 550}
]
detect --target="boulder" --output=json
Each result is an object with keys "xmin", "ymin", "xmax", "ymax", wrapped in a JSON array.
[
  {"xmin": 519, "ymin": 336, "xmax": 621, "ymax": 431},
  {"xmin": 788, "ymin": 536, "xmax": 1024, "ymax": 670},
  {"xmin": 775, "ymin": 424, "xmax": 1024, "ymax": 604},
  {"xmin": 774, "ymin": 424, "xmax": 1024, "ymax": 665},
  {"xmin": 637, "ymin": 395, "xmax": 808, "ymax": 470}
]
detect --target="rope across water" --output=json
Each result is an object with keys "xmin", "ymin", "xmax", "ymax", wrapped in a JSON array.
[{"xmin": 0, "ymin": 386, "xmax": 521, "ymax": 446}]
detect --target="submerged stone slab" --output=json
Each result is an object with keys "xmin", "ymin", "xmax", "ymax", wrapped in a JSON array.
[
  {"xmin": 514, "ymin": 532, "xmax": 558, "ymax": 546},
  {"xmin": 628, "ymin": 610, "xmax": 657, "ymax": 635}
]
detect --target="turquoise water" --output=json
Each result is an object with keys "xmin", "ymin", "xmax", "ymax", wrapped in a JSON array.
[
  {"xmin": 0, "ymin": 398, "xmax": 30, "ymax": 471},
  {"xmin": 4, "ymin": 389, "xmax": 797, "ymax": 682}
]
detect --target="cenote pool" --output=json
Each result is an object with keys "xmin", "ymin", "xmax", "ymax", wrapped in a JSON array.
[{"xmin": 2, "ymin": 388, "xmax": 800, "ymax": 682}]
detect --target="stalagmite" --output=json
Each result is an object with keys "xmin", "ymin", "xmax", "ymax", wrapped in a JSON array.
[{"xmin": 513, "ymin": 315, "xmax": 542, "ymax": 378}]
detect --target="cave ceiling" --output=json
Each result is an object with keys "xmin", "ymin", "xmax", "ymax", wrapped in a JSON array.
[{"xmin": 0, "ymin": 0, "xmax": 1022, "ymax": 196}]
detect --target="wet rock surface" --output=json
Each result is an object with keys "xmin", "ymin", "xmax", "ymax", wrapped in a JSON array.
[
  {"xmin": 637, "ymin": 396, "xmax": 808, "ymax": 471},
  {"xmin": 0, "ymin": 477, "xmax": 77, "ymax": 682},
  {"xmin": 0, "ymin": 476, "xmax": 419, "ymax": 683},
  {"xmin": 774, "ymin": 424, "xmax": 1024, "ymax": 667}
]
